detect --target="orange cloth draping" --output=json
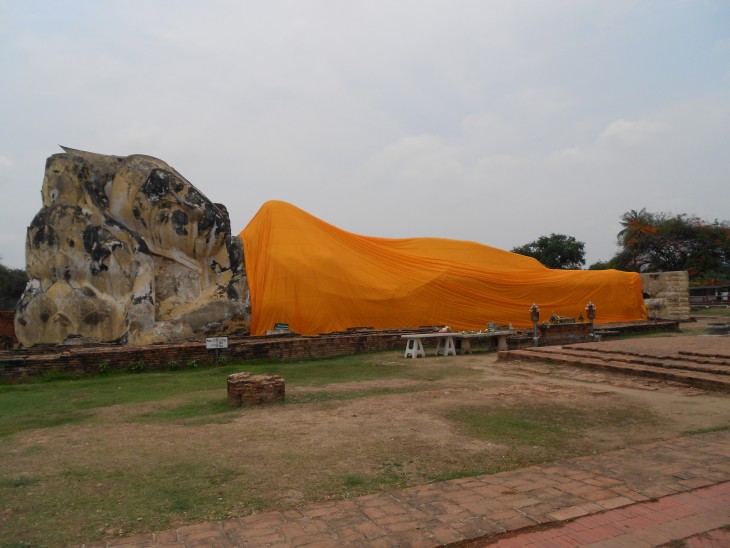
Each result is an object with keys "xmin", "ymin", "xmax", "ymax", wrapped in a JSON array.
[{"xmin": 240, "ymin": 201, "xmax": 647, "ymax": 336}]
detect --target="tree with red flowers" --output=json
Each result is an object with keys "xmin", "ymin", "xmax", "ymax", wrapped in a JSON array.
[{"xmin": 606, "ymin": 208, "xmax": 730, "ymax": 284}]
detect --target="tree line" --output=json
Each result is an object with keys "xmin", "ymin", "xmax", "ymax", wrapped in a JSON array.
[
  {"xmin": 512, "ymin": 208, "xmax": 730, "ymax": 285},
  {"xmin": 0, "ymin": 262, "xmax": 27, "ymax": 311}
]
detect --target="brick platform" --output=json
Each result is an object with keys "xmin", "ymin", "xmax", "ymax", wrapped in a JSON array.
[{"xmin": 498, "ymin": 336, "xmax": 730, "ymax": 392}]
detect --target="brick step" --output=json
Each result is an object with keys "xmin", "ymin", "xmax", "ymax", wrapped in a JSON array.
[
  {"xmin": 678, "ymin": 349, "xmax": 730, "ymax": 361},
  {"xmin": 497, "ymin": 348, "xmax": 730, "ymax": 392},
  {"xmin": 550, "ymin": 348, "xmax": 730, "ymax": 377},
  {"xmin": 565, "ymin": 345, "xmax": 730, "ymax": 368}
]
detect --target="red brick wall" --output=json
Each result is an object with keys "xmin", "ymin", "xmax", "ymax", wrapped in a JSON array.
[
  {"xmin": 0, "ymin": 329, "xmax": 431, "ymax": 383},
  {"xmin": 0, "ymin": 311, "xmax": 15, "ymax": 337},
  {"xmin": 0, "ymin": 322, "xmax": 678, "ymax": 384},
  {"xmin": 0, "ymin": 311, "xmax": 17, "ymax": 349}
]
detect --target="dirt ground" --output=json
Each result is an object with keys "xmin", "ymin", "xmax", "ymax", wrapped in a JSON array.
[{"xmin": 2, "ymin": 317, "xmax": 729, "ymax": 544}]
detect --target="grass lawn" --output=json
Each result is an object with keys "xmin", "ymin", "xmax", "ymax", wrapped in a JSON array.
[
  {"xmin": 0, "ymin": 353, "xmax": 481, "ymax": 545},
  {"xmin": 691, "ymin": 306, "xmax": 730, "ymax": 318},
  {"xmin": 0, "ymin": 348, "xmax": 726, "ymax": 546}
]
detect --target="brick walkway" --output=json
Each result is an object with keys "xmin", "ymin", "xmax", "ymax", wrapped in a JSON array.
[
  {"xmin": 489, "ymin": 482, "xmax": 730, "ymax": 547},
  {"xmin": 82, "ymin": 430, "xmax": 730, "ymax": 547}
]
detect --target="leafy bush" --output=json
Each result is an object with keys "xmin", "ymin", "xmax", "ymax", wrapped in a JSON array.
[{"xmin": 128, "ymin": 360, "xmax": 146, "ymax": 373}]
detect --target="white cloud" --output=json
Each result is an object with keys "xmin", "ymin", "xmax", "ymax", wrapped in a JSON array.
[
  {"xmin": 368, "ymin": 135, "xmax": 463, "ymax": 187},
  {"xmin": 599, "ymin": 118, "xmax": 667, "ymax": 148}
]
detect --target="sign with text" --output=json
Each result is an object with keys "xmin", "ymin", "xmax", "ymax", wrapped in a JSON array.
[{"xmin": 205, "ymin": 337, "xmax": 228, "ymax": 349}]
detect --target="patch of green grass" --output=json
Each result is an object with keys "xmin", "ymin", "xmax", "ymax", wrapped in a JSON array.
[
  {"xmin": 446, "ymin": 403, "xmax": 654, "ymax": 450},
  {"xmin": 0, "ymin": 351, "xmax": 475, "ymax": 438},
  {"xmin": 691, "ymin": 307, "xmax": 730, "ymax": 318},
  {"xmin": 39, "ymin": 369, "xmax": 85, "ymax": 382},
  {"xmin": 617, "ymin": 330, "xmax": 677, "ymax": 340},
  {"xmin": 427, "ymin": 468, "xmax": 491, "ymax": 483},
  {"xmin": 7, "ymin": 359, "xmax": 434, "ymax": 432},
  {"xmin": 0, "ymin": 410, "xmax": 91, "ymax": 438},
  {"xmin": 285, "ymin": 385, "xmax": 429, "ymax": 405},
  {"xmin": 682, "ymin": 424, "xmax": 730, "ymax": 436},
  {"xmin": 0, "ymin": 459, "xmax": 261, "ymax": 545},
  {"xmin": 311, "ymin": 460, "xmax": 411, "ymax": 499},
  {"xmin": 342, "ymin": 474, "xmax": 366, "ymax": 488},
  {"xmin": 133, "ymin": 398, "xmax": 237, "ymax": 424},
  {"xmin": 447, "ymin": 406, "xmax": 570, "ymax": 448},
  {"xmin": 0, "ymin": 475, "xmax": 39, "ymax": 488},
  {"xmin": 223, "ymin": 353, "xmax": 477, "ymax": 386}
]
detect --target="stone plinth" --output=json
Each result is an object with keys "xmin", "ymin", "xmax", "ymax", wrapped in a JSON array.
[
  {"xmin": 641, "ymin": 271, "xmax": 690, "ymax": 320},
  {"xmin": 538, "ymin": 322, "xmax": 593, "ymax": 345},
  {"xmin": 227, "ymin": 373, "xmax": 285, "ymax": 407}
]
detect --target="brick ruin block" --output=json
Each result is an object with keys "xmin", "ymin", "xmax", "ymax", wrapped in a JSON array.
[
  {"xmin": 227, "ymin": 372, "xmax": 285, "ymax": 407},
  {"xmin": 640, "ymin": 271, "xmax": 690, "ymax": 320}
]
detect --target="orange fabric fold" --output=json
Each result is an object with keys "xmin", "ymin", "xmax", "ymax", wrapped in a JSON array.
[{"xmin": 240, "ymin": 201, "xmax": 647, "ymax": 336}]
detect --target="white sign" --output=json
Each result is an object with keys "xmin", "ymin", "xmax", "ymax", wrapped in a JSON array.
[{"xmin": 206, "ymin": 337, "xmax": 228, "ymax": 349}]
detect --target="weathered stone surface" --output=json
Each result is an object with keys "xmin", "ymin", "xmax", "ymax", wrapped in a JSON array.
[
  {"xmin": 15, "ymin": 148, "xmax": 249, "ymax": 346},
  {"xmin": 640, "ymin": 271, "xmax": 691, "ymax": 320}
]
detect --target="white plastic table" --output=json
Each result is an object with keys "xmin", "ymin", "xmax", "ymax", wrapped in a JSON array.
[{"xmin": 401, "ymin": 331, "xmax": 513, "ymax": 358}]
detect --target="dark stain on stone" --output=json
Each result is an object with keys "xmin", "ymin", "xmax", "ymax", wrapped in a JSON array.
[
  {"xmin": 83, "ymin": 311, "xmax": 105, "ymax": 325},
  {"xmin": 226, "ymin": 235, "xmax": 243, "ymax": 272},
  {"xmin": 132, "ymin": 206, "xmax": 148, "ymax": 229},
  {"xmin": 82, "ymin": 225, "xmax": 120, "ymax": 275},
  {"xmin": 198, "ymin": 207, "xmax": 217, "ymax": 233},
  {"xmin": 112, "ymin": 332, "xmax": 129, "ymax": 344},
  {"xmin": 171, "ymin": 210, "xmax": 189, "ymax": 236},
  {"xmin": 141, "ymin": 169, "xmax": 172, "ymax": 202},
  {"xmin": 103, "ymin": 215, "xmax": 149, "ymax": 254},
  {"xmin": 82, "ymin": 287, "xmax": 97, "ymax": 298},
  {"xmin": 76, "ymin": 156, "xmax": 113, "ymax": 211},
  {"xmin": 30, "ymin": 211, "xmax": 58, "ymax": 249},
  {"xmin": 132, "ymin": 293, "xmax": 153, "ymax": 306},
  {"xmin": 183, "ymin": 187, "xmax": 206, "ymax": 209}
]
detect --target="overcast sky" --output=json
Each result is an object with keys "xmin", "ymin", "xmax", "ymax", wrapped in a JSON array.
[{"xmin": 1, "ymin": 0, "xmax": 729, "ymax": 270}]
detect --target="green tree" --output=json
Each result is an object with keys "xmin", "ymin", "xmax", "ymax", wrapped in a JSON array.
[
  {"xmin": 0, "ymin": 262, "xmax": 27, "ymax": 311},
  {"xmin": 610, "ymin": 209, "xmax": 730, "ymax": 284},
  {"xmin": 512, "ymin": 233, "xmax": 586, "ymax": 269},
  {"xmin": 588, "ymin": 260, "xmax": 611, "ymax": 270}
]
